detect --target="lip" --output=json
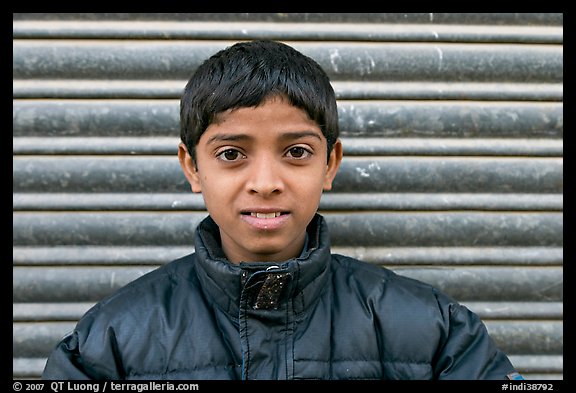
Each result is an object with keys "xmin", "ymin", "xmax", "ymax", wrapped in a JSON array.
[{"xmin": 240, "ymin": 209, "xmax": 291, "ymax": 231}]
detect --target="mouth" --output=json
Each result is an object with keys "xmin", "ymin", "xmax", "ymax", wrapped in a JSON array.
[
  {"xmin": 240, "ymin": 210, "xmax": 290, "ymax": 230},
  {"xmin": 246, "ymin": 212, "xmax": 284, "ymax": 219},
  {"xmin": 241, "ymin": 210, "xmax": 289, "ymax": 218}
]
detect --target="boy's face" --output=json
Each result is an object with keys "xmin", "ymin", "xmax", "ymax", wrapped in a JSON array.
[{"xmin": 179, "ymin": 96, "xmax": 342, "ymax": 264}]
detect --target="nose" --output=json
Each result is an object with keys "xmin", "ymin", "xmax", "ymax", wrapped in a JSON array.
[{"xmin": 245, "ymin": 154, "xmax": 284, "ymax": 196}]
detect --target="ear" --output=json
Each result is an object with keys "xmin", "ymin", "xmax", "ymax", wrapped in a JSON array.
[
  {"xmin": 178, "ymin": 142, "xmax": 202, "ymax": 193},
  {"xmin": 323, "ymin": 139, "xmax": 343, "ymax": 191}
]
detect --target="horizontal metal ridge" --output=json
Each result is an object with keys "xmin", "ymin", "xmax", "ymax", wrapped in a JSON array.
[
  {"xmin": 11, "ymin": 136, "xmax": 564, "ymax": 156},
  {"xmin": 13, "ymin": 41, "xmax": 563, "ymax": 82},
  {"xmin": 462, "ymin": 302, "xmax": 564, "ymax": 320},
  {"xmin": 13, "ymin": 99, "xmax": 563, "ymax": 138},
  {"xmin": 332, "ymin": 246, "xmax": 564, "ymax": 266},
  {"xmin": 12, "ymin": 80, "xmax": 564, "ymax": 101},
  {"xmin": 12, "ymin": 357, "xmax": 47, "ymax": 379},
  {"xmin": 340, "ymin": 137, "xmax": 564, "ymax": 156},
  {"xmin": 11, "ymin": 13, "xmax": 564, "ymax": 26},
  {"xmin": 12, "ymin": 211, "xmax": 563, "ymax": 247},
  {"xmin": 12, "ymin": 301, "xmax": 563, "ymax": 322},
  {"xmin": 12, "ymin": 245, "xmax": 563, "ymax": 266},
  {"xmin": 12, "ymin": 192, "xmax": 564, "ymax": 212},
  {"xmin": 484, "ymin": 321, "xmax": 563, "ymax": 355},
  {"xmin": 13, "ymin": 156, "xmax": 563, "ymax": 194},
  {"xmin": 507, "ymin": 355, "xmax": 563, "ymax": 374},
  {"xmin": 12, "ymin": 245, "xmax": 194, "ymax": 266},
  {"xmin": 14, "ymin": 303, "xmax": 96, "ymax": 321},
  {"xmin": 12, "ymin": 21, "xmax": 564, "ymax": 43},
  {"xmin": 12, "ymin": 265, "xmax": 563, "ymax": 302},
  {"xmin": 12, "ymin": 319, "xmax": 563, "ymax": 357}
]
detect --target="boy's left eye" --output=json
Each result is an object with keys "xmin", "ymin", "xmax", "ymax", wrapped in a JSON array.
[{"xmin": 286, "ymin": 146, "xmax": 311, "ymax": 159}]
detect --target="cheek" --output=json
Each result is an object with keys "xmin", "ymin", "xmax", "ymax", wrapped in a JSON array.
[
  {"xmin": 199, "ymin": 171, "xmax": 237, "ymax": 201},
  {"xmin": 200, "ymin": 174, "xmax": 218, "ymax": 194},
  {"xmin": 292, "ymin": 168, "xmax": 328, "ymax": 193}
]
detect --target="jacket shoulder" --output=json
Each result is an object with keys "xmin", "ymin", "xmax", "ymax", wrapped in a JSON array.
[
  {"xmin": 329, "ymin": 253, "xmax": 517, "ymax": 379},
  {"xmin": 329, "ymin": 253, "xmax": 459, "ymax": 329},
  {"xmin": 330, "ymin": 253, "xmax": 445, "ymax": 301},
  {"xmin": 80, "ymin": 252, "xmax": 198, "ymax": 325}
]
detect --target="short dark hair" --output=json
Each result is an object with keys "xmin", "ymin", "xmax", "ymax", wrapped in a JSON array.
[{"xmin": 180, "ymin": 40, "xmax": 339, "ymax": 163}]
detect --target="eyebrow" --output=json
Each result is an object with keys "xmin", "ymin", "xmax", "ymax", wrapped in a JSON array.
[
  {"xmin": 279, "ymin": 131, "xmax": 323, "ymax": 142},
  {"xmin": 206, "ymin": 130, "xmax": 323, "ymax": 145},
  {"xmin": 206, "ymin": 133, "xmax": 253, "ymax": 145}
]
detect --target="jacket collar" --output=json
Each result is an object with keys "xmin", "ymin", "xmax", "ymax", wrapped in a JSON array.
[{"xmin": 192, "ymin": 213, "xmax": 332, "ymax": 317}]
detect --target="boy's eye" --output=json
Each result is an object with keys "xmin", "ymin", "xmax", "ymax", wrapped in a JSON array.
[
  {"xmin": 286, "ymin": 146, "xmax": 311, "ymax": 159},
  {"xmin": 217, "ymin": 149, "xmax": 245, "ymax": 162}
]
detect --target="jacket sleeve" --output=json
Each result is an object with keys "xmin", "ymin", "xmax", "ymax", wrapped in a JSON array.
[
  {"xmin": 42, "ymin": 320, "xmax": 124, "ymax": 380},
  {"xmin": 434, "ymin": 298, "xmax": 522, "ymax": 380},
  {"xmin": 42, "ymin": 331, "xmax": 95, "ymax": 380}
]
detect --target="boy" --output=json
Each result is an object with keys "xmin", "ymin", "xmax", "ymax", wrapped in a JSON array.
[{"xmin": 42, "ymin": 40, "xmax": 522, "ymax": 380}]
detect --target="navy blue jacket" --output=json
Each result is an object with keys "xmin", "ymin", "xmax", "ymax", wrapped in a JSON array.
[{"xmin": 42, "ymin": 214, "xmax": 519, "ymax": 380}]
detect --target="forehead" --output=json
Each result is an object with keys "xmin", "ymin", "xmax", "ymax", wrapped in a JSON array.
[
  {"xmin": 204, "ymin": 97, "xmax": 324, "ymax": 142},
  {"xmin": 214, "ymin": 96, "xmax": 311, "ymax": 124}
]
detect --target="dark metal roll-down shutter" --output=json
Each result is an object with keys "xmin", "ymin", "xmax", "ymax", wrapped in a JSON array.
[{"xmin": 13, "ymin": 13, "xmax": 563, "ymax": 380}]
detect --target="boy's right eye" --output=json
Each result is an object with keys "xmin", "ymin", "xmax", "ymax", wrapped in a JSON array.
[{"xmin": 217, "ymin": 148, "xmax": 246, "ymax": 162}]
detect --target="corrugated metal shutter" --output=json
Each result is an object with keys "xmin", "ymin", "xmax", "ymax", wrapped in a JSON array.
[{"xmin": 13, "ymin": 13, "xmax": 563, "ymax": 380}]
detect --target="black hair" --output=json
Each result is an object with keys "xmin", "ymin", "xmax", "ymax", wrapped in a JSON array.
[{"xmin": 180, "ymin": 40, "xmax": 339, "ymax": 163}]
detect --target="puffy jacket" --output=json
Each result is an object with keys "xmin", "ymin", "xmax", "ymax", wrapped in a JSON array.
[{"xmin": 42, "ymin": 214, "xmax": 519, "ymax": 380}]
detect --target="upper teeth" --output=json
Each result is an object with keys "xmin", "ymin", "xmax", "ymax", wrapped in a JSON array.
[{"xmin": 251, "ymin": 212, "xmax": 281, "ymax": 218}]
